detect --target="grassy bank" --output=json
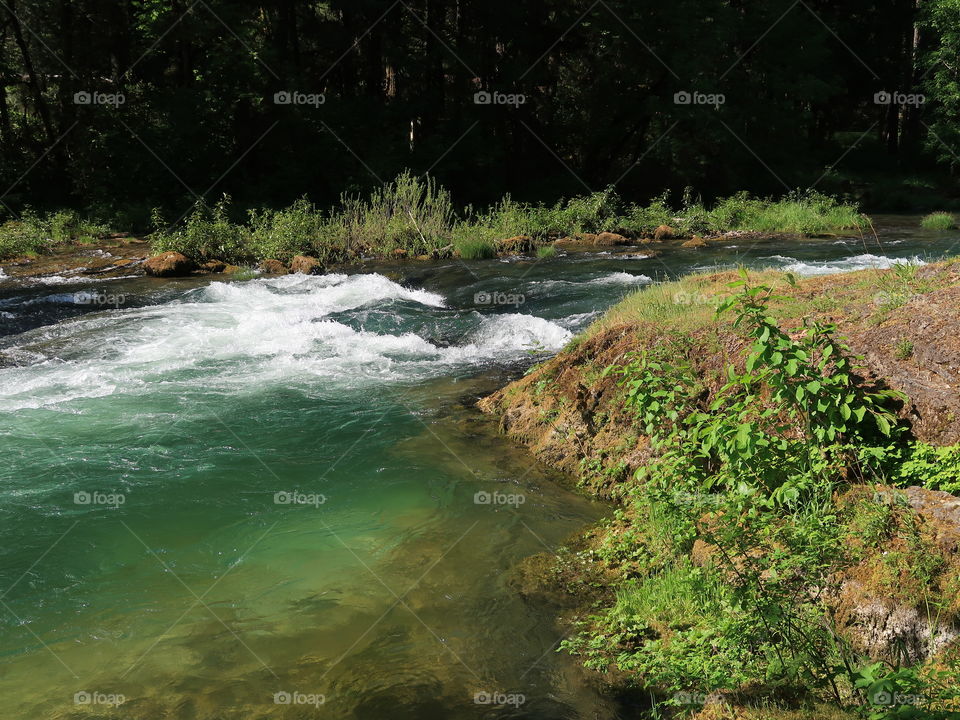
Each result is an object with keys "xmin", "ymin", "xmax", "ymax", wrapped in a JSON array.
[
  {"xmin": 482, "ymin": 262, "xmax": 960, "ymax": 718},
  {"xmin": 146, "ymin": 180, "xmax": 867, "ymax": 265},
  {"xmin": 0, "ymin": 210, "xmax": 109, "ymax": 259},
  {"xmin": 0, "ymin": 174, "xmax": 869, "ymax": 263}
]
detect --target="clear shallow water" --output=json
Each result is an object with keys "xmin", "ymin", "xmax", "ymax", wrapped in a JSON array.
[{"xmin": 0, "ymin": 218, "xmax": 957, "ymax": 719}]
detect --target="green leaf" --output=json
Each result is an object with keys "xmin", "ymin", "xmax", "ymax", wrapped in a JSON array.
[
  {"xmin": 735, "ymin": 423, "xmax": 752, "ymax": 449},
  {"xmin": 875, "ymin": 413, "xmax": 892, "ymax": 436}
]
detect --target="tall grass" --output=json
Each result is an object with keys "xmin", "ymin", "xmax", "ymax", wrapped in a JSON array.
[
  {"xmin": 0, "ymin": 209, "xmax": 108, "ymax": 259},
  {"xmin": 1, "ymin": 174, "xmax": 867, "ymax": 263},
  {"xmin": 921, "ymin": 211, "xmax": 956, "ymax": 230}
]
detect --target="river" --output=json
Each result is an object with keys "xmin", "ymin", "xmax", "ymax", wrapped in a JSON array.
[{"xmin": 0, "ymin": 218, "xmax": 955, "ymax": 719}]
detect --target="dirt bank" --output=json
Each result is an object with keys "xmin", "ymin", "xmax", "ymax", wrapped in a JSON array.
[{"xmin": 480, "ymin": 260, "xmax": 960, "ymax": 717}]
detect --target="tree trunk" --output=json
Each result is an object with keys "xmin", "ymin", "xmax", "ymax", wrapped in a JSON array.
[{"xmin": 4, "ymin": 0, "xmax": 56, "ymax": 144}]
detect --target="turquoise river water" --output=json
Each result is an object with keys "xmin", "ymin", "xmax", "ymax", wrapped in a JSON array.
[{"xmin": 0, "ymin": 219, "xmax": 957, "ymax": 719}]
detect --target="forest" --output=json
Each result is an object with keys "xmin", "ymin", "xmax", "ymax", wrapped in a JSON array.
[{"xmin": 0, "ymin": 0, "xmax": 955, "ymax": 225}]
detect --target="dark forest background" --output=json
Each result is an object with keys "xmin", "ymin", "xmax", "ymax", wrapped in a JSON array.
[{"xmin": 1, "ymin": 0, "xmax": 958, "ymax": 223}]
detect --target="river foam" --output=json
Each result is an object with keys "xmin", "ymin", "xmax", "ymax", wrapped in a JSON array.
[
  {"xmin": 760, "ymin": 253, "xmax": 926, "ymax": 276},
  {"xmin": 0, "ymin": 273, "xmax": 572, "ymax": 409}
]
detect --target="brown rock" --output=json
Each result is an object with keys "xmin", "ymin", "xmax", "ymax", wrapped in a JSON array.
[
  {"xmin": 393, "ymin": 248, "xmax": 408, "ymax": 259},
  {"xmin": 681, "ymin": 236, "xmax": 708, "ymax": 248},
  {"xmin": 289, "ymin": 255, "xmax": 323, "ymax": 275},
  {"xmin": 259, "ymin": 259, "xmax": 287, "ymax": 274},
  {"xmin": 222, "ymin": 264, "xmax": 242, "ymax": 274},
  {"xmin": 201, "ymin": 260, "xmax": 226, "ymax": 273},
  {"xmin": 653, "ymin": 224, "xmax": 676, "ymax": 240},
  {"xmin": 495, "ymin": 235, "xmax": 534, "ymax": 254},
  {"xmin": 144, "ymin": 251, "xmax": 194, "ymax": 277},
  {"xmin": 593, "ymin": 232, "xmax": 630, "ymax": 246},
  {"xmin": 841, "ymin": 282, "xmax": 960, "ymax": 445}
]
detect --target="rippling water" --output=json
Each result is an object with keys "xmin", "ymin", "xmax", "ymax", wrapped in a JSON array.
[{"xmin": 0, "ymin": 221, "xmax": 956, "ymax": 719}]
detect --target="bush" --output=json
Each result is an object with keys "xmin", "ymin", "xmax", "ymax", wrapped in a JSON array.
[
  {"xmin": 149, "ymin": 197, "xmax": 247, "ymax": 261},
  {"xmin": 247, "ymin": 197, "xmax": 331, "ymax": 262},
  {"xmin": 0, "ymin": 209, "xmax": 108, "ymax": 259},
  {"xmin": 452, "ymin": 233, "xmax": 497, "ymax": 259},
  {"xmin": 921, "ymin": 211, "xmax": 956, "ymax": 230},
  {"xmin": 134, "ymin": 177, "xmax": 868, "ymax": 263},
  {"xmin": 889, "ymin": 443, "xmax": 960, "ymax": 494}
]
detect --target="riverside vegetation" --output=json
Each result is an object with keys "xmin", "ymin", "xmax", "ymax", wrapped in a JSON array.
[
  {"xmin": 481, "ymin": 262, "xmax": 960, "ymax": 719},
  {"xmin": 0, "ymin": 173, "xmax": 871, "ymax": 264}
]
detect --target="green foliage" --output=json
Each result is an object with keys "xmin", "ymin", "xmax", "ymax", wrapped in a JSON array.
[
  {"xmin": 246, "ymin": 197, "xmax": 331, "ymax": 262},
  {"xmin": 923, "ymin": 0, "xmax": 960, "ymax": 170},
  {"xmin": 572, "ymin": 274, "xmax": 914, "ymax": 711},
  {"xmin": 888, "ymin": 443, "xmax": 960, "ymax": 495},
  {"xmin": 853, "ymin": 660, "xmax": 960, "ymax": 720},
  {"xmin": 921, "ymin": 212, "xmax": 956, "ymax": 231},
  {"xmin": 0, "ymin": 209, "xmax": 108, "ymax": 259},
  {"xmin": 452, "ymin": 233, "xmax": 497, "ymax": 259},
  {"xmin": 149, "ymin": 197, "xmax": 247, "ymax": 261},
  {"xmin": 894, "ymin": 340, "xmax": 914, "ymax": 360},
  {"xmin": 536, "ymin": 243, "xmax": 557, "ymax": 259}
]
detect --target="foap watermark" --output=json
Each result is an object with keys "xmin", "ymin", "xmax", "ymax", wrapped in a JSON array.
[
  {"xmin": 273, "ymin": 691, "xmax": 325, "ymax": 708},
  {"xmin": 473, "ymin": 290, "xmax": 525, "ymax": 307},
  {"xmin": 273, "ymin": 91, "xmax": 326, "ymax": 107},
  {"xmin": 869, "ymin": 691, "xmax": 927, "ymax": 707},
  {"xmin": 673, "ymin": 691, "xmax": 723, "ymax": 706},
  {"xmin": 74, "ymin": 290, "xmax": 126, "ymax": 308},
  {"xmin": 668, "ymin": 490, "xmax": 724, "ymax": 508},
  {"xmin": 74, "ymin": 491, "xmax": 125, "ymax": 507},
  {"xmin": 872, "ymin": 290, "xmax": 926, "ymax": 308},
  {"xmin": 674, "ymin": 90, "xmax": 725, "ymax": 108},
  {"xmin": 473, "ymin": 690, "xmax": 526, "ymax": 708},
  {"xmin": 74, "ymin": 691, "xmax": 126, "ymax": 708},
  {"xmin": 274, "ymin": 491, "xmax": 326, "ymax": 508},
  {"xmin": 73, "ymin": 91, "xmax": 125, "ymax": 107},
  {"xmin": 874, "ymin": 91, "xmax": 925, "ymax": 107},
  {"xmin": 474, "ymin": 490, "xmax": 525, "ymax": 508},
  {"xmin": 474, "ymin": 90, "xmax": 526, "ymax": 107},
  {"xmin": 672, "ymin": 290, "xmax": 713, "ymax": 306}
]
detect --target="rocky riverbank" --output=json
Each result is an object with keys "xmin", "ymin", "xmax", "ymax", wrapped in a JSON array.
[{"xmin": 481, "ymin": 260, "xmax": 960, "ymax": 718}]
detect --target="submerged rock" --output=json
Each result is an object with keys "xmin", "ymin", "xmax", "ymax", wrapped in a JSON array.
[{"xmin": 144, "ymin": 251, "xmax": 194, "ymax": 277}]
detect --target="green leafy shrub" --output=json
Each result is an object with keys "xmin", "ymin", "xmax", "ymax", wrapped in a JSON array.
[
  {"xmin": 0, "ymin": 209, "xmax": 108, "ymax": 259},
  {"xmin": 889, "ymin": 443, "xmax": 960, "ymax": 494},
  {"xmin": 141, "ymin": 178, "xmax": 867, "ymax": 264},
  {"xmin": 568, "ymin": 273, "xmax": 908, "ymax": 708},
  {"xmin": 247, "ymin": 197, "xmax": 332, "ymax": 262},
  {"xmin": 921, "ymin": 211, "xmax": 956, "ymax": 231},
  {"xmin": 149, "ymin": 197, "xmax": 247, "ymax": 261}
]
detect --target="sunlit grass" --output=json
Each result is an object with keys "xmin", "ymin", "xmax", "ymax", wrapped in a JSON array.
[{"xmin": 921, "ymin": 211, "xmax": 956, "ymax": 230}]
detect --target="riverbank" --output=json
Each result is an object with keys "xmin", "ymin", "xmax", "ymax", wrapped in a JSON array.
[
  {"xmin": 0, "ymin": 177, "xmax": 870, "ymax": 268},
  {"xmin": 480, "ymin": 261, "xmax": 960, "ymax": 718}
]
